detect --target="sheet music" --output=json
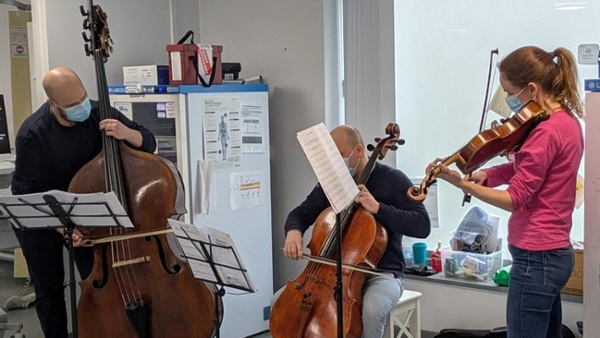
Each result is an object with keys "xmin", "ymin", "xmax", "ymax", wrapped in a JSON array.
[
  {"xmin": 296, "ymin": 123, "xmax": 359, "ymax": 214},
  {"xmin": 0, "ymin": 190, "xmax": 133, "ymax": 228},
  {"xmin": 168, "ymin": 219, "xmax": 257, "ymax": 292}
]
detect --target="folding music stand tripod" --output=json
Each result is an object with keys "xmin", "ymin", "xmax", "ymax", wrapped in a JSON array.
[
  {"xmin": 0, "ymin": 191, "xmax": 132, "ymax": 338},
  {"xmin": 167, "ymin": 219, "xmax": 257, "ymax": 338}
]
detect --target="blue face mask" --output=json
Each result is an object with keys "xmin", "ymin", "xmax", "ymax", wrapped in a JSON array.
[
  {"xmin": 342, "ymin": 146, "xmax": 358, "ymax": 177},
  {"xmin": 505, "ymin": 87, "xmax": 527, "ymax": 113},
  {"xmin": 63, "ymin": 98, "xmax": 92, "ymax": 122}
]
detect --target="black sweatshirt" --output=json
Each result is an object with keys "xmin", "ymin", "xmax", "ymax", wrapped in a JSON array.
[
  {"xmin": 284, "ymin": 162, "xmax": 431, "ymax": 278},
  {"xmin": 12, "ymin": 100, "xmax": 156, "ymax": 195}
]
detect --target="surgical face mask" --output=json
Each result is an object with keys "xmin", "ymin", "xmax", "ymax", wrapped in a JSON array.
[
  {"xmin": 342, "ymin": 146, "xmax": 358, "ymax": 177},
  {"xmin": 62, "ymin": 98, "xmax": 92, "ymax": 122},
  {"xmin": 505, "ymin": 86, "xmax": 527, "ymax": 113}
]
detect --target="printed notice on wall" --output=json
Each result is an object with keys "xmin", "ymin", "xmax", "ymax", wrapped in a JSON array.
[
  {"xmin": 241, "ymin": 101, "xmax": 265, "ymax": 154},
  {"xmin": 10, "ymin": 26, "xmax": 28, "ymax": 58},
  {"xmin": 203, "ymin": 97, "xmax": 242, "ymax": 170},
  {"xmin": 230, "ymin": 171, "xmax": 265, "ymax": 210}
]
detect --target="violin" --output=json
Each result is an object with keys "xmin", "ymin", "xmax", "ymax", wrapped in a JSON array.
[{"xmin": 408, "ymin": 100, "xmax": 546, "ymax": 202}]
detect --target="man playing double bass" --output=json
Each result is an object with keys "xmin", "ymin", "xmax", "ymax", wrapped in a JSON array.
[
  {"xmin": 11, "ymin": 67, "xmax": 156, "ymax": 338},
  {"xmin": 280, "ymin": 125, "xmax": 431, "ymax": 337}
]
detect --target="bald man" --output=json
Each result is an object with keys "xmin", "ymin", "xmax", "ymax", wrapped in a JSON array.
[
  {"xmin": 11, "ymin": 67, "xmax": 156, "ymax": 338},
  {"xmin": 279, "ymin": 125, "xmax": 431, "ymax": 338}
]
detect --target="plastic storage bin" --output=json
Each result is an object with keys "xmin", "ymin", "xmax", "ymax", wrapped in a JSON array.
[{"xmin": 441, "ymin": 250, "xmax": 503, "ymax": 281}]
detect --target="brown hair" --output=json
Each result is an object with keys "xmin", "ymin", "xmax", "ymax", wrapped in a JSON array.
[{"xmin": 499, "ymin": 46, "xmax": 583, "ymax": 118}]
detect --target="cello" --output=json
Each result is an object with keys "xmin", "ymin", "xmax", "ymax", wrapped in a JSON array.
[
  {"xmin": 407, "ymin": 100, "xmax": 546, "ymax": 202},
  {"xmin": 269, "ymin": 123, "xmax": 402, "ymax": 338},
  {"xmin": 69, "ymin": 2, "xmax": 221, "ymax": 337}
]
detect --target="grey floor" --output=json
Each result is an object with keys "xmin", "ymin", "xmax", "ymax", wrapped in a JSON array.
[{"xmin": 0, "ymin": 259, "xmax": 272, "ymax": 338}]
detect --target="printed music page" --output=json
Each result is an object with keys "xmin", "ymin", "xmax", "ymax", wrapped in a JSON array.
[{"xmin": 296, "ymin": 123, "xmax": 359, "ymax": 214}]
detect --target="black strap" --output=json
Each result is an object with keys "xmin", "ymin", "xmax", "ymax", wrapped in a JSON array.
[{"xmin": 177, "ymin": 30, "xmax": 194, "ymax": 44}]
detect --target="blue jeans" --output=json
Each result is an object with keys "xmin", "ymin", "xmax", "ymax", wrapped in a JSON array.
[
  {"xmin": 361, "ymin": 275, "xmax": 404, "ymax": 338},
  {"xmin": 507, "ymin": 244, "xmax": 573, "ymax": 338}
]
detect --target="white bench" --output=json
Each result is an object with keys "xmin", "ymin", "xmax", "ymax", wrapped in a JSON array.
[{"xmin": 384, "ymin": 290, "xmax": 422, "ymax": 338}]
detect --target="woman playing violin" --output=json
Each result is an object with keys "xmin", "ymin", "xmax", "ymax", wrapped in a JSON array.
[{"xmin": 428, "ymin": 46, "xmax": 583, "ymax": 338}]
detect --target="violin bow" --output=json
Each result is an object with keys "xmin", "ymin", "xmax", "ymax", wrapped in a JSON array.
[{"xmin": 463, "ymin": 48, "xmax": 499, "ymax": 206}]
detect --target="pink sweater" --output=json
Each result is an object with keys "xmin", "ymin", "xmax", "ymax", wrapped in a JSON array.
[{"xmin": 483, "ymin": 110, "xmax": 583, "ymax": 251}]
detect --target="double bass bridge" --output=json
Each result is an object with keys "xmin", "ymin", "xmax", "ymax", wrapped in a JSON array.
[{"xmin": 111, "ymin": 256, "xmax": 151, "ymax": 268}]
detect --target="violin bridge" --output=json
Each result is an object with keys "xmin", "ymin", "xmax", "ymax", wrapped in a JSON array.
[{"xmin": 112, "ymin": 256, "xmax": 151, "ymax": 268}]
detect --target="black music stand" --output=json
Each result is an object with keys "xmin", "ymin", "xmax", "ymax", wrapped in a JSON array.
[
  {"xmin": 0, "ymin": 191, "xmax": 132, "ymax": 338},
  {"xmin": 167, "ymin": 219, "xmax": 257, "ymax": 338}
]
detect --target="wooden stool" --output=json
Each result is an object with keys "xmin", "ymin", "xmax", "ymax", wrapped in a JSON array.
[{"xmin": 384, "ymin": 290, "xmax": 422, "ymax": 338}]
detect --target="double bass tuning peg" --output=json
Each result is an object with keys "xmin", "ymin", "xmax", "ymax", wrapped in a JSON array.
[
  {"xmin": 79, "ymin": 5, "xmax": 88, "ymax": 17},
  {"xmin": 84, "ymin": 44, "xmax": 92, "ymax": 57},
  {"xmin": 81, "ymin": 32, "xmax": 90, "ymax": 43},
  {"xmin": 83, "ymin": 18, "xmax": 90, "ymax": 30}
]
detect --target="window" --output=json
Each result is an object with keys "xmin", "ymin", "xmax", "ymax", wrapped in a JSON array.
[{"xmin": 394, "ymin": 1, "xmax": 596, "ymax": 249}]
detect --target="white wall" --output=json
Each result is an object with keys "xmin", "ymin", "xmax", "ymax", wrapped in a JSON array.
[
  {"xmin": 197, "ymin": 0, "xmax": 333, "ymax": 291},
  {"xmin": 44, "ymin": 0, "xmax": 172, "ymax": 94},
  {"xmin": 406, "ymin": 279, "xmax": 583, "ymax": 337}
]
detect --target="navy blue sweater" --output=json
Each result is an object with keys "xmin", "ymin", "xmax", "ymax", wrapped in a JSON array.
[
  {"xmin": 12, "ymin": 100, "xmax": 156, "ymax": 195},
  {"xmin": 285, "ymin": 162, "xmax": 431, "ymax": 278}
]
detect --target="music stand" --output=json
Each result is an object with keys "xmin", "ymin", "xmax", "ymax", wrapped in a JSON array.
[
  {"xmin": 167, "ymin": 219, "xmax": 257, "ymax": 338},
  {"xmin": 0, "ymin": 190, "xmax": 132, "ymax": 338}
]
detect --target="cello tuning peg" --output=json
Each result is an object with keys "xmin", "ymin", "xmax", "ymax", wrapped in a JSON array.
[
  {"xmin": 83, "ymin": 18, "xmax": 90, "ymax": 30},
  {"xmin": 397, "ymin": 139, "xmax": 406, "ymax": 145},
  {"xmin": 366, "ymin": 144, "xmax": 374, "ymax": 152},
  {"xmin": 390, "ymin": 145, "xmax": 398, "ymax": 151},
  {"xmin": 374, "ymin": 137, "xmax": 381, "ymax": 142},
  {"xmin": 81, "ymin": 32, "xmax": 90, "ymax": 42},
  {"xmin": 79, "ymin": 5, "xmax": 88, "ymax": 16}
]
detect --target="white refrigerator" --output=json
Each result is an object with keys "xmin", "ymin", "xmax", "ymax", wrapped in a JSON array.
[{"xmin": 109, "ymin": 84, "xmax": 273, "ymax": 337}]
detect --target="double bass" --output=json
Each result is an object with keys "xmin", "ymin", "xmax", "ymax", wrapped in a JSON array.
[
  {"xmin": 70, "ymin": 2, "xmax": 221, "ymax": 337},
  {"xmin": 270, "ymin": 123, "xmax": 402, "ymax": 338}
]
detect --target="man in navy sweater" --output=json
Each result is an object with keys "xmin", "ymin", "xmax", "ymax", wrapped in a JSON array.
[
  {"xmin": 282, "ymin": 125, "xmax": 431, "ymax": 338},
  {"xmin": 11, "ymin": 67, "xmax": 156, "ymax": 338}
]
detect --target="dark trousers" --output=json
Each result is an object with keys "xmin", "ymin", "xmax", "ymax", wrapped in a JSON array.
[{"xmin": 12, "ymin": 227, "xmax": 94, "ymax": 338}]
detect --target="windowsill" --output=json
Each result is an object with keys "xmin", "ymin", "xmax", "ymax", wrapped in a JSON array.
[{"xmin": 405, "ymin": 272, "xmax": 583, "ymax": 304}]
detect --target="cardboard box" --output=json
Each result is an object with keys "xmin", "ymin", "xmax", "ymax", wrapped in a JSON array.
[
  {"xmin": 123, "ymin": 65, "xmax": 169, "ymax": 85},
  {"xmin": 561, "ymin": 248, "xmax": 583, "ymax": 295}
]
